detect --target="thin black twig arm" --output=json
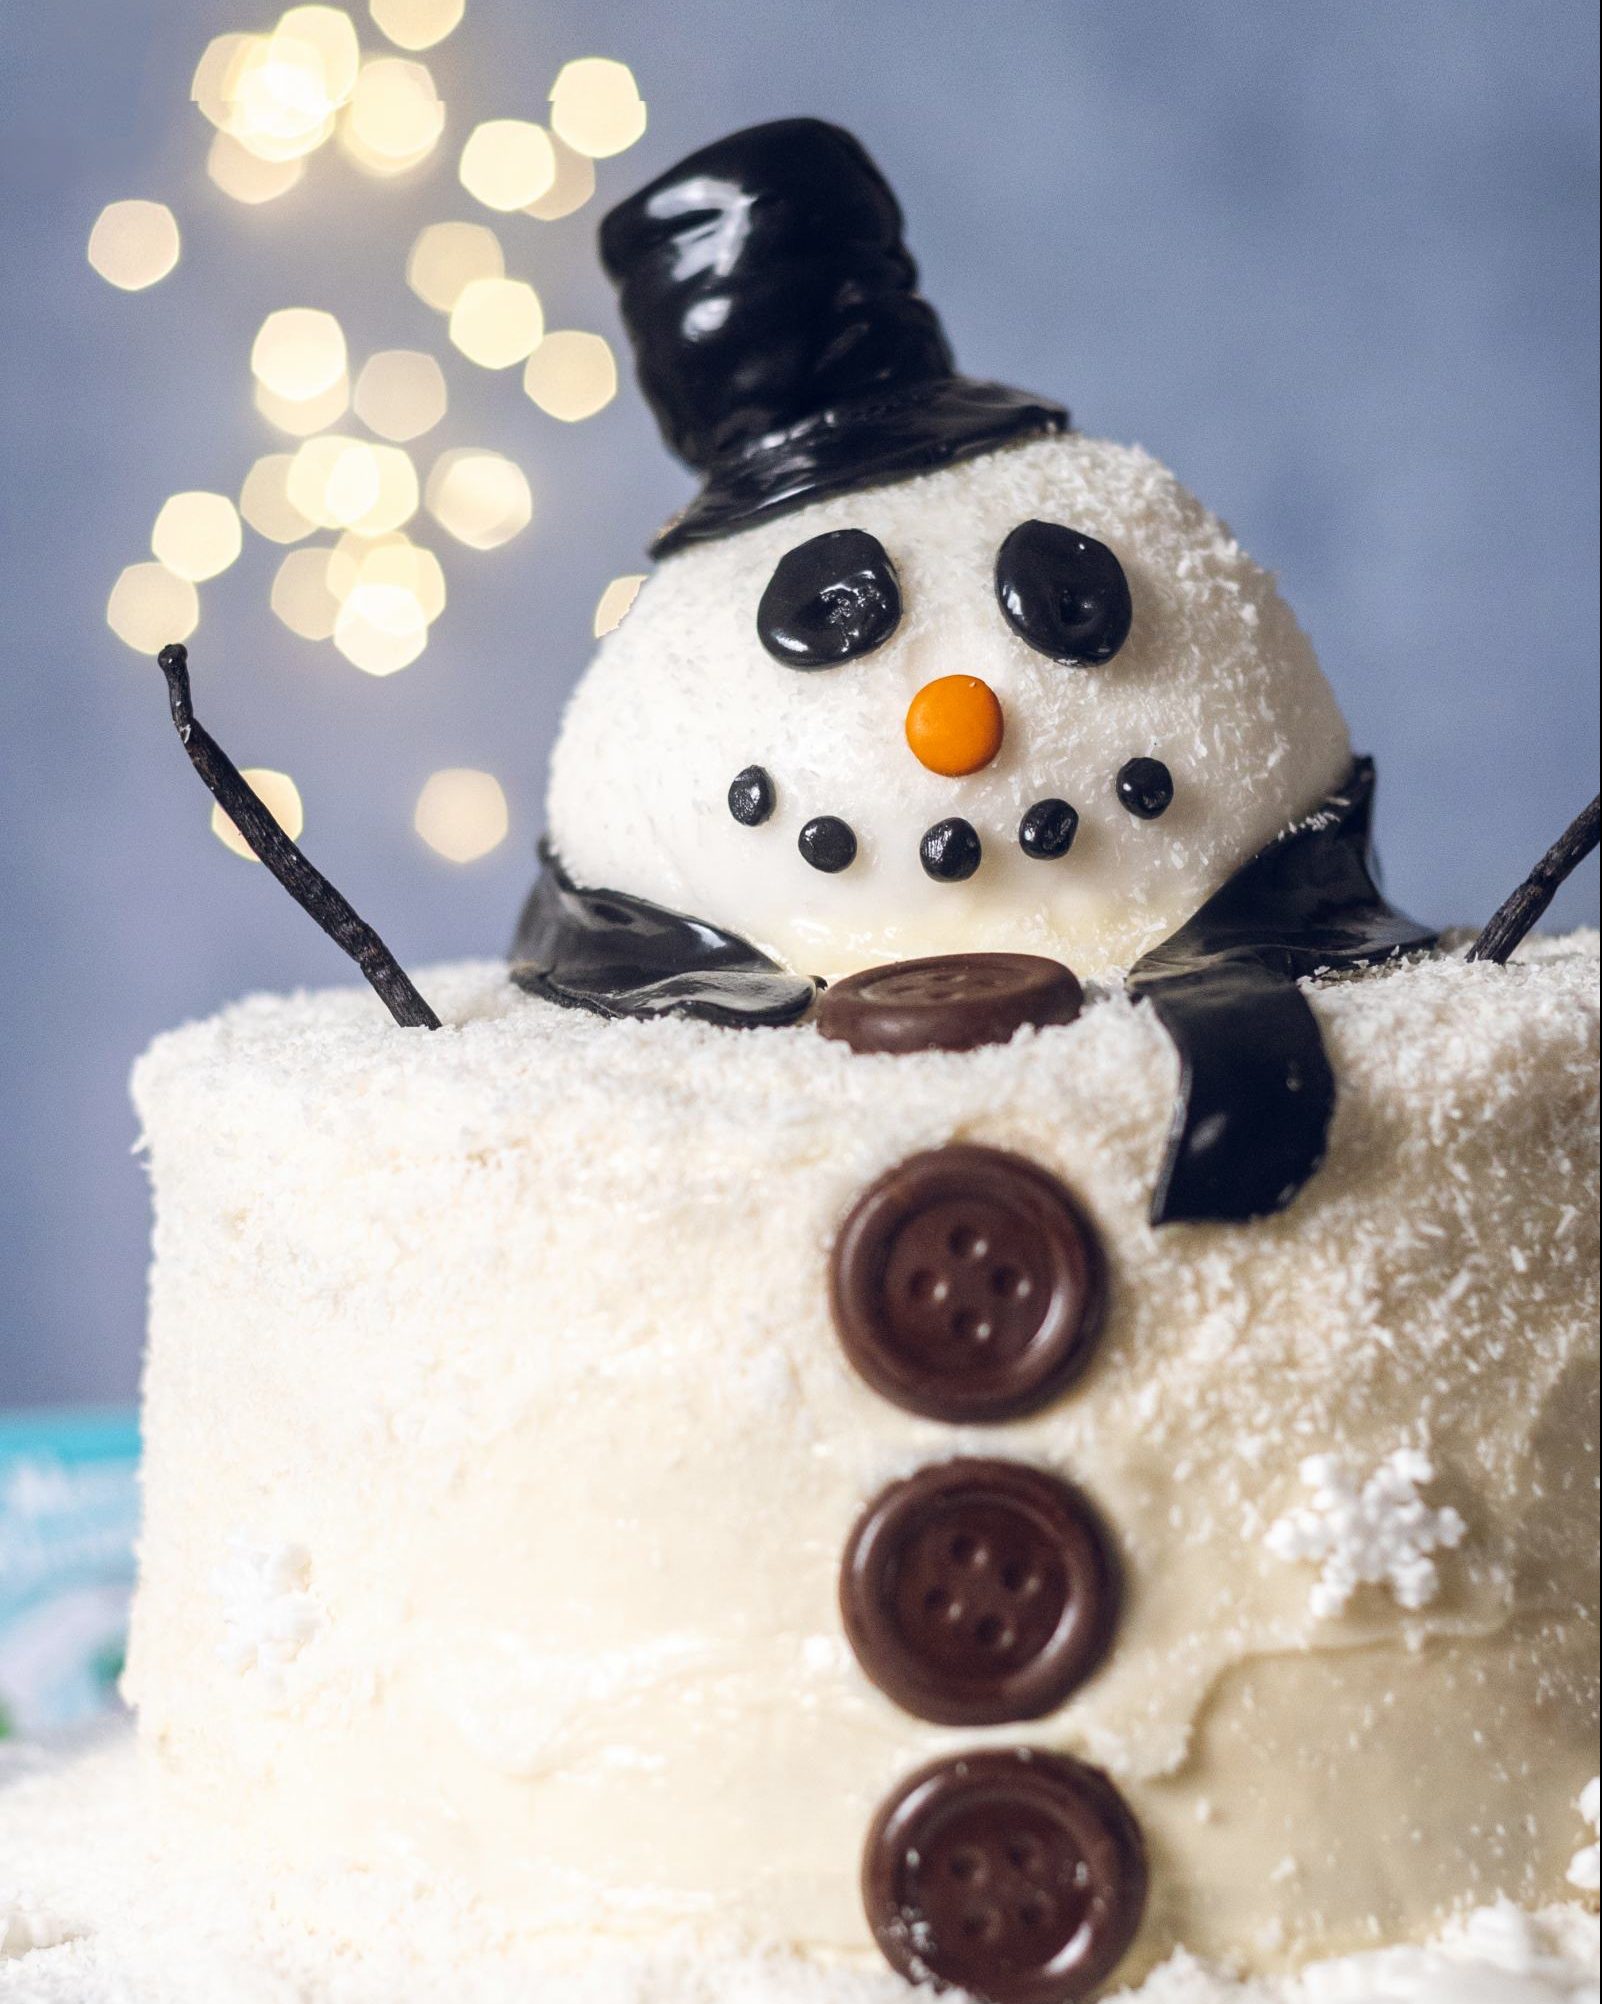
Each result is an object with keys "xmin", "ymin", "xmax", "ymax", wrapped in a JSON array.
[
  {"xmin": 1468, "ymin": 793, "xmax": 1602, "ymax": 966},
  {"xmin": 156, "ymin": 644, "xmax": 441, "ymax": 1030}
]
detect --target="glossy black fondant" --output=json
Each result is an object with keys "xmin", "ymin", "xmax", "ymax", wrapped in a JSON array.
[
  {"xmin": 1116, "ymin": 757, "xmax": 1174, "ymax": 820},
  {"xmin": 799, "ymin": 815, "xmax": 858, "ymax": 873},
  {"xmin": 510, "ymin": 847, "xmax": 815, "ymax": 1029},
  {"xmin": 599, "ymin": 119, "xmax": 1068, "ymax": 555},
  {"xmin": 1019, "ymin": 797, "xmax": 1079, "ymax": 860},
  {"xmin": 728, "ymin": 765, "xmax": 775, "ymax": 826},
  {"xmin": 920, "ymin": 818, "xmax": 983, "ymax": 882},
  {"xmin": 1130, "ymin": 757, "xmax": 1436, "ymax": 1226},
  {"xmin": 995, "ymin": 520, "xmax": 1132, "ymax": 666},
  {"xmin": 757, "ymin": 529, "xmax": 901, "ymax": 668}
]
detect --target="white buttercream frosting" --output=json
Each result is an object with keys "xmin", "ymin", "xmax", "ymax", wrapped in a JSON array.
[
  {"xmin": 547, "ymin": 433, "xmax": 1354, "ymax": 981},
  {"xmin": 116, "ymin": 938, "xmax": 1599, "ymax": 1990}
]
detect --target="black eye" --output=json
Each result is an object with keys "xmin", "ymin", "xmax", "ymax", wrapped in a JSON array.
[
  {"xmin": 1116, "ymin": 758, "xmax": 1174, "ymax": 819},
  {"xmin": 994, "ymin": 519, "xmax": 1132, "ymax": 665},
  {"xmin": 757, "ymin": 529, "xmax": 901, "ymax": 668}
]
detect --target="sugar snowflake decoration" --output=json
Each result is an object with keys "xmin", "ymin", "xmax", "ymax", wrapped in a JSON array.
[
  {"xmin": 1570, "ymin": 1778, "xmax": 1601, "ymax": 1894},
  {"xmin": 1265, "ymin": 1449, "xmax": 1467, "ymax": 1621},
  {"xmin": 210, "ymin": 1536, "xmax": 320, "ymax": 1704}
]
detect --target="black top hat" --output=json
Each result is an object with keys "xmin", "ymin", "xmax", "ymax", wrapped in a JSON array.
[{"xmin": 600, "ymin": 118, "xmax": 1069, "ymax": 556}]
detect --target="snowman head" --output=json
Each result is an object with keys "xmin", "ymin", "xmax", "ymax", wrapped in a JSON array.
[{"xmin": 547, "ymin": 121, "xmax": 1351, "ymax": 982}]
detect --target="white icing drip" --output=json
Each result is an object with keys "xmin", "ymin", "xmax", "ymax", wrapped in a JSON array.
[{"xmin": 1264, "ymin": 1451, "xmax": 1468, "ymax": 1621}]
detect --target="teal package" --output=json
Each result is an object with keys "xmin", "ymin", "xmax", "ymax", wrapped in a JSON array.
[{"xmin": 0, "ymin": 1409, "xmax": 140, "ymax": 1738}]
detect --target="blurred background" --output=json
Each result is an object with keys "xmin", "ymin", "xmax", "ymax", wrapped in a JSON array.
[{"xmin": 1, "ymin": 0, "xmax": 1597, "ymax": 1413}]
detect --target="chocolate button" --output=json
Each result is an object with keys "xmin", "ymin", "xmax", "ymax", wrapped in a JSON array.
[
  {"xmin": 841, "ymin": 1460, "xmax": 1119, "ymax": 1727},
  {"xmin": 817, "ymin": 953, "xmax": 1082, "ymax": 1055},
  {"xmin": 831, "ymin": 1146, "xmax": 1105, "ymax": 1423},
  {"xmin": 864, "ymin": 1749, "xmax": 1148, "ymax": 2004}
]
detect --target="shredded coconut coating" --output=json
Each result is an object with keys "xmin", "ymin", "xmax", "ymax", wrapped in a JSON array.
[{"xmin": 114, "ymin": 936, "xmax": 1599, "ymax": 1985}]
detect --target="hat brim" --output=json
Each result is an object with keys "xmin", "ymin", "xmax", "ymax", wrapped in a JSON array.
[{"xmin": 650, "ymin": 376, "xmax": 1069, "ymax": 557}]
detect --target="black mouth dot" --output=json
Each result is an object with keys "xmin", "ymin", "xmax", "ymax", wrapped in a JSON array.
[
  {"xmin": 728, "ymin": 765, "xmax": 775, "ymax": 827},
  {"xmin": 1115, "ymin": 758, "xmax": 1174, "ymax": 820},
  {"xmin": 799, "ymin": 815, "xmax": 858, "ymax": 873},
  {"xmin": 920, "ymin": 818, "xmax": 983, "ymax": 883},
  {"xmin": 1019, "ymin": 798, "xmax": 1079, "ymax": 860}
]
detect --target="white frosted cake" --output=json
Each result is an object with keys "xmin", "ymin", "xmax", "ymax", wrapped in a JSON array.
[{"xmin": 2, "ymin": 117, "xmax": 1597, "ymax": 2004}]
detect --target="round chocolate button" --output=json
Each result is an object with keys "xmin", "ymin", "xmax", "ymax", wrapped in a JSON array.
[
  {"xmin": 864, "ymin": 1749, "xmax": 1148, "ymax": 2004},
  {"xmin": 831, "ymin": 1146, "xmax": 1106, "ymax": 1423},
  {"xmin": 841, "ymin": 1460, "xmax": 1119, "ymax": 1728},
  {"xmin": 817, "ymin": 953, "xmax": 1082, "ymax": 1056}
]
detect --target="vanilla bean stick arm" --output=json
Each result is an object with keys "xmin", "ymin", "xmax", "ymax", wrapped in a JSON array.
[
  {"xmin": 1469, "ymin": 794, "xmax": 1601, "ymax": 966},
  {"xmin": 156, "ymin": 644, "xmax": 440, "ymax": 1031}
]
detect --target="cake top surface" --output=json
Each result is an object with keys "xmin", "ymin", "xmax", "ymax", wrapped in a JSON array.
[{"xmin": 135, "ymin": 932, "xmax": 1596, "ymax": 1140}]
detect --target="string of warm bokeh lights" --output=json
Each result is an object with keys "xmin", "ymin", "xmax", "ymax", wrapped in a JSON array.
[{"xmin": 92, "ymin": 2, "xmax": 650, "ymax": 869}]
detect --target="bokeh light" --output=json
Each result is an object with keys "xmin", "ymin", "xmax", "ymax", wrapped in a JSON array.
[
  {"xmin": 405, "ymin": 219, "xmax": 503, "ymax": 311},
  {"xmin": 334, "ymin": 583, "xmax": 429, "ymax": 675},
  {"xmin": 283, "ymin": 437, "xmax": 419, "ymax": 537},
  {"xmin": 206, "ymin": 17, "xmax": 355, "ymax": 165},
  {"xmin": 287, "ymin": 434, "xmax": 382, "ymax": 528},
  {"xmin": 152, "ymin": 492, "xmax": 243, "ymax": 582},
  {"xmin": 192, "ymin": 33, "xmax": 257, "ymax": 129},
  {"xmin": 354, "ymin": 349, "xmax": 448, "ymax": 440},
  {"xmin": 524, "ymin": 133, "xmax": 595, "ymax": 220},
  {"xmin": 87, "ymin": 201, "xmax": 181, "ymax": 291},
  {"xmin": 549, "ymin": 58, "xmax": 646, "ymax": 159},
  {"xmin": 523, "ymin": 329, "xmax": 616, "ymax": 421},
  {"xmin": 414, "ymin": 768, "xmax": 509, "ymax": 862},
  {"xmin": 369, "ymin": 0, "xmax": 463, "ymax": 52},
  {"xmin": 107, "ymin": 563, "xmax": 200, "ymax": 653},
  {"xmin": 207, "ymin": 131, "xmax": 306, "ymax": 204},
  {"xmin": 339, "ymin": 56, "xmax": 445, "ymax": 175},
  {"xmin": 349, "ymin": 443, "xmax": 421, "ymax": 534},
  {"xmin": 212, "ymin": 769, "xmax": 304, "ymax": 860},
  {"xmin": 278, "ymin": 6, "xmax": 361, "ymax": 103},
  {"xmin": 593, "ymin": 572, "xmax": 647, "ymax": 637},
  {"xmin": 241, "ymin": 454, "xmax": 317, "ymax": 543},
  {"xmin": 329, "ymin": 533, "xmax": 446, "ymax": 624},
  {"xmin": 449, "ymin": 276, "xmax": 543, "ymax": 369},
  {"xmin": 459, "ymin": 119, "xmax": 557, "ymax": 211},
  {"xmin": 271, "ymin": 547, "xmax": 341, "ymax": 638},
  {"xmin": 425, "ymin": 448, "xmax": 532, "ymax": 550},
  {"xmin": 254, "ymin": 370, "xmax": 352, "ymax": 436},
  {"xmin": 252, "ymin": 307, "xmax": 348, "ymax": 401}
]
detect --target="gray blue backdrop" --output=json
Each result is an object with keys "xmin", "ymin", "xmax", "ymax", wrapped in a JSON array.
[{"xmin": 2, "ymin": 0, "xmax": 1597, "ymax": 1408}]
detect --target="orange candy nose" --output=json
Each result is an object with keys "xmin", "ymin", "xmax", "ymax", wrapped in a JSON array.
[{"xmin": 905, "ymin": 675, "xmax": 1005, "ymax": 777}]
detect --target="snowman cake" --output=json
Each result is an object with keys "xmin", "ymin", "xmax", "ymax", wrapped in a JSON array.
[{"xmin": 2, "ymin": 118, "xmax": 1597, "ymax": 2004}]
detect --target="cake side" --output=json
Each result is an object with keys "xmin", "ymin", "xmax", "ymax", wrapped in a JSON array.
[{"xmin": 123, "ymin": 940, "xmax": 1601, "ymax": 1981}]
